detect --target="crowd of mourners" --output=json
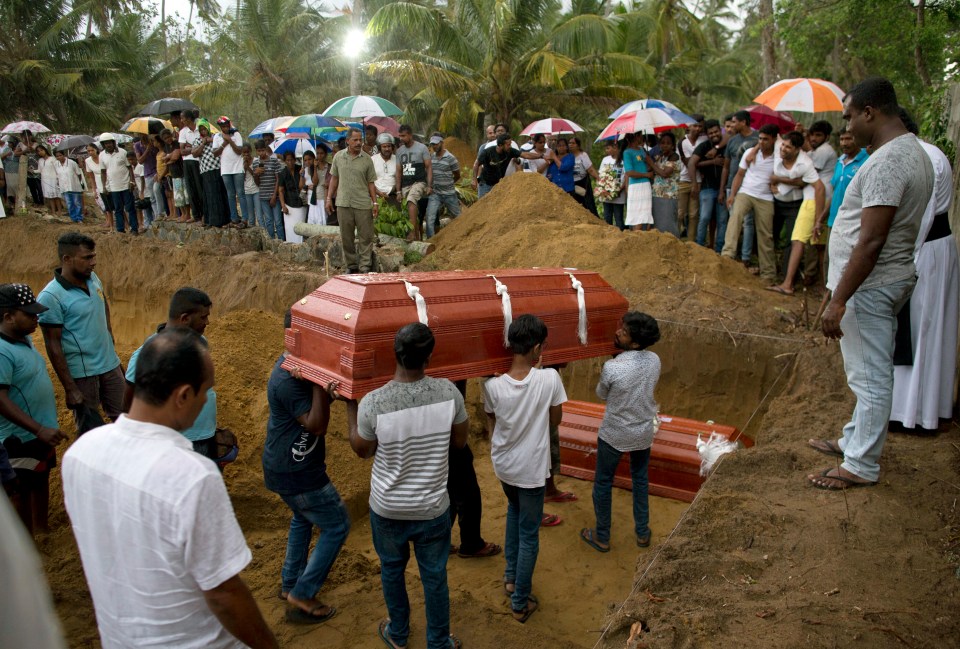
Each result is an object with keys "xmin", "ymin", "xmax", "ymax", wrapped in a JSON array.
[{"xmin": 0, "ymin": 76, "xmax": 957, "ymax": 649}]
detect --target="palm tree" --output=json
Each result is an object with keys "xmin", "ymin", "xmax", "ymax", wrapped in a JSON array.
[{"xmin": 365, "ymin": 0, "xmax": 652, "ymax": 140}]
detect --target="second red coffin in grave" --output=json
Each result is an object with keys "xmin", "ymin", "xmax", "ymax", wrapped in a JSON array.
[
  {"xmin": 282, "ymin": 269, "xmax": 629, "ymax": 399},
  {"xmin": 559, "ymin": 401, "xmax": 754, "ymax": 502}
]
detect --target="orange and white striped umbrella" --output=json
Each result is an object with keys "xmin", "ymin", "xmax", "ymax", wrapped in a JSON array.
[{"xmin": 753, "ymin": 78, "xmax": 845, "ymax": 113}]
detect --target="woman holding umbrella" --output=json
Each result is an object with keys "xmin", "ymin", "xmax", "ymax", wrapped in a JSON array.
[
  {"xmin": 192, "ymin": 119, "xmax": 230, "ymax": 227},
  {"xmin": 622, "ymin": 134, "xmax": 655, "ymax": 231}
]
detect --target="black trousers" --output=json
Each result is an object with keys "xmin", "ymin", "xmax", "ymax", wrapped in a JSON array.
[
  {"xmin": 447, "ymin": 443, "xmax": 486, "ymax": 554},
  {"xmin": 27, "ymin": 177, "xmax": 43, "ymax": 205},
  {"xmin": 183, "ymin": 160, "xmax": 204, "ymax": 220}
]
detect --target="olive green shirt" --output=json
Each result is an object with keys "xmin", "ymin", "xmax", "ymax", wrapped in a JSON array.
[{"xmin": 330, "ymin": 149, "xmax": 377, "ymax": 209}]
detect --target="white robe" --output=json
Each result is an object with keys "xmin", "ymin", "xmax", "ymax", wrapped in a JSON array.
[{"xmin": 890, "ymin": 141, "xmax": 958, "ymax": 429}]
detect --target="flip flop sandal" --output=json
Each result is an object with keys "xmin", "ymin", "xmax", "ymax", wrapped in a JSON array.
[
  {"xmin": 544, "ymin": 491, "xmax": 578, "ymax": 503},
  {"xmin": 808, "ymin": 439, "xmax": 843, "ymax": 458},
  {"xmin": 765, "ymin": 286, "xmax": 794, "ymax": 296},
  {"xmin": 511, "ymin": 594, "xmax": 539, "ymax": 624},
  {"xmin": 809, "ymin": 468, "xmax": 877, "ymax": 491},
  {"xmin": 448, "ymin": 635, "xmax": 463, "ymax": 649},
  {"xmin": 503, "ymin": 581, "xmax": 515, "ymax": 596},
  {"xmin": 540, "ymin": 513, "xmax": 563, "ymax": 527},
  {"xmin": 285, "ymin": 603, "xmax": 337, "ymax": 625},
  {"xmin": 458, "ymin": 542, "xmax": 502, "ymax": 558},
  {"xmin": 276, "ymin": 588, "xmax": 288, "ymax": 601},
  {"xmin": 378, "ymin": 619, "xmax": 407, "ymax": 649},
  {"xmin": 580, "ymin": 527, "xmax": 610, "ymax": 553}
]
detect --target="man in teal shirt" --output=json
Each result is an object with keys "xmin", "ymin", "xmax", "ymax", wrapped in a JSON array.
[
  {"xmin": 813, "ymin": 127, "xmax": 868, "ymax": 280},
  {"xmin": 37, "ymin": 233, "xmax": 123, "ymax": 434},
  {"xmin": 0, "ymin": 283, "xmax": 68, "ymax": 534},
  {"xmin": 123, "ymin": 287, "xmax": 222, "ymax": 461}
]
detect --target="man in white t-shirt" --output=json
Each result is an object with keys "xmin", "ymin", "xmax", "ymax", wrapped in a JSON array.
[
  {"xmin": 213, "ymin": 116, "xmax": 246, "ymax": 226},
  {"xmin": 723, "ymin": 124, "xmax": 779, "ymax": 280},
  {"xmin": 766, "ymin": 131, "xmax": 825, "ymax": 295},
  {"xmin": 178, "ymin": 109, "xmax": 203, "ymax": 222},
  {"xmin": 482, "ymin": 315, "xmax": 566, "ymax": 624},
  {"xmin": 351, "ymin": 323, "xmax": 467, "ymax": 649},
  {"xmin": 372, "ymin": 133, "xmax": 398, "ymax": 203},
  {"xmin": 97, "ymin": 134, "xmax": 137, "ymax": 234},
  {"xmin": 677, "ymin": 114, "xmax": 706, "ymax": 238},
  {"xmin": 62, "ymin": 329, "xmax": 277, "ymax": 649},
  {"xmin": 807, "ymin": 121, "xmax": 838, "ymax": 193}
]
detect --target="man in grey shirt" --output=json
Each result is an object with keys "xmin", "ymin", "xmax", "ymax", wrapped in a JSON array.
[
  {"xmin": 424, "ymin": 133, "xmax": 461, "ymax": 238},
  {"xmin": 581, "ymin": 312, "xmax": 661, "ymax": 553},
  {"xmin": 395, "ymin": 125, "xmax": 433, "ymax": 242},
  {"xmin": 808, "ymin": 77, "xmax": 933, "ymax": 490}
]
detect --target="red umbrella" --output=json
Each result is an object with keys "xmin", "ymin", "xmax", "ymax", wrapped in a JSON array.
[
  {"xmin": 365, "ymin": 116, "xmax": 401, "ymax": 137},
  {"xmin": 743, "ymin": 105, "xmax": 796, "ymax": 132}
]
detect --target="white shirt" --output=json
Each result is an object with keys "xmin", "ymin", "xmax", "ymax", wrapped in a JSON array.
[
  {"xmin": 679, "ymin": 134, "xmax": 707, "ymax": 183},
  {"xmin": 483, "ymin": 368, "xmax": 567, "ymax": 488},
  {"xmin": 374, "ymin": 153, "xmax": 397, "ymax": 194},
  {"xmin": 809, "ymin": 142, "xmax": 838, "ymax": 190},
  {"xmin": 179, "ymin": 125, "xmax": 200, "ymax": 162},
  {"xmin": 773, "ymin": 151, "xmax": 819, "ymax": 202},
  {"xmin": 98, "ymin": 149, "xmax": 131, "ymax": 192},
  {"xmin": 737, "ymin": 149, "xmax": 775, "ymax": 201},
  {"xmin": 213, "ymin": 131, "xmax": 244, "ymax": 175},
  {"xmin": 62, "ymin": 415, "xmax": 251, "ymax": 649},
  {"xmin": 85, "ymin": 156, "xmax": 105, "ymax": 193},
  {"xmin": 55, "ymin": 158, "xmax": 84, "ymax": 193}
]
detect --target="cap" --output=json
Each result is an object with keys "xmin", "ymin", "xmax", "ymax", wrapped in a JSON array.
[
  {"xmin": 0, "ymin": 284, "xmax": 48, "ymax": 315},
  {"xmin": 216, "ymin": 116, "xmax": 231, "ymax": 125},
  {"xmin": 429, "ymin": 135, "xmax": 443, "ymax": 145},
  {"xmin": 97, "ymin": 132, "xmax": 116, "ymax": 143},
  {"xmin": 376, "ymin": 133, "xmax": 394, "ymax": 146}
]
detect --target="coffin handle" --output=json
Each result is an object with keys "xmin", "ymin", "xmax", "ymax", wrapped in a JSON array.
[
  {"xmin": 487, "ymin": 275, "xmax": 512, "ymax": 348},
  {"xmin": 566, "ymin": 272, "xmax": 588, "ymax": 345},
  {"xmin": 402, "ymin": 280, "xmax": 430, "ymax": 325}
]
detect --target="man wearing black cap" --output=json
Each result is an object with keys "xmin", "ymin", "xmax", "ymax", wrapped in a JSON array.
[{"xmin": 0, "ymin": 283, "xmax": 68, "ymax": 534}]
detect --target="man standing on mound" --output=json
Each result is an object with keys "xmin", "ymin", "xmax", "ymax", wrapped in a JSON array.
[
  {"xmin": 351, "ymin": 323, "xmax": 467, "ymax": 649},
  {"xmin": 808, "ymin": 77, "xmax": 933, "ymax": 489}
]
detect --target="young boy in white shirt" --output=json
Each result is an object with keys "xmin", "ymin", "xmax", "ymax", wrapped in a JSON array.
[{"xmin": 482, "ymin": 314, "xmax": 567, "ymax": 624}]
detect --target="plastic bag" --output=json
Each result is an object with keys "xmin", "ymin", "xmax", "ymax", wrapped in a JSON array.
[{"xmin": 696, "ymin": 432, "xmax": 739, "ymax": 477}]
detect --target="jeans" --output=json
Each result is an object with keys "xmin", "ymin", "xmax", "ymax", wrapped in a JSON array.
[
  {"xmin": 258, "ymin": 198, "xmax": 284, "ymax": 239},
  {"xmin": 696, "ymin": 188, "xmax": 728, "ymax": 252},
  {"xmin": 242, "ymin": 193, "xmax": 259, "ymax": 227},
  {"xmin": 478, "ymin": 182, "xmax": 492, "ymax": 199},
  {"xmin": 501, "ymin": 482, "xmax": 544, "ymax": 612},
  {"xmin": 153, "ymin": 176, "xmax": 168, "ymax": 217},
  {"xmin": 63, "ymin": 192, "xmax": 83, "ymax": 222},
  {"xmin": 741, "ymin": 210, "xmax": 755, "ymax": 262},
  {"xmin": 602, "ymin": 202, "xmax": 625, "ymax": 230},
  {"xmin": 370, "ymin": 509, "xmax": 451, "ymax": 649},
  {"xmin": 279, "ymin": 481, "xmax": 351, "ymax": 600},
  {"xmin": 837, "ymin": 279, "xmax": 914, "ymax": 482},
  {"xmin": 221, "ymin": 173, "xmax": 244, "ymax": 223},
  {"xmin": 425, "ymin": 192, "xmax": 461, "ymax": 238},
  {"xmin": 447, "ymin": 443, "xmax": 486, "ymax": 554},
  {"xmin": 592, "ymin": 437, "xmax": 650, "ymax": 544},
  {"xmin": 110, "ymin": 189, "xmax": 137, "ymax": 233}
]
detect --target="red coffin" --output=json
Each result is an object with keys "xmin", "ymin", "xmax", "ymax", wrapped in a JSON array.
[
  {"xmin": 559, "ymin": 401, "xmax": 753, "ymax": 502},
  {"xmin": 282, "ymin": 269, "xmax": 629, "ymax": 399}
]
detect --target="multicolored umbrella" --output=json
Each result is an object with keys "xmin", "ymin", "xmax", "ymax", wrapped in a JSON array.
[
  {"xmin": 322, "ymin": 95, "xmax": 404, "ymax": 119},
  {"xmin": 596, "ymin": 107, "xmax": 696, "ymax": 141},
  {"xmin": 742, "ymin": 104, "xmax": 796, "ymax": 132},
  {"xmin": 519, "ymin": 118, "xmax": 585, "ymax": 136},
  {"xmin": 753, "ymin": 78, "xmax": 845, "ymax": 113},
  {"xmin": 609, "ymin": 99, "xmax": 683, "ymax": 120},
  {"xmin": 1, "ymin": 120, "xmax": 51, "ymax": 134},
  {"xmin": 137, "ymin": 97, "xmax": 199, "ymax": 116},
  {"xmin": 249, "ymin": 116, "xmax": 295, "ymax": 137},
  {"xmin": 271, "ymin": 134, "xmax": 330, "ymax": 156},
  {"xmin": 285, "ymin": 113, "xmax": 347, "ymax": 136},
  {"xmin": 122, "ymin": 116, "xmax": 172, "ymax": 135}
]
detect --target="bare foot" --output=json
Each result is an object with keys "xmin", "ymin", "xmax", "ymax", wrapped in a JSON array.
[{"xmin": 807, "ymin": 467, "xmax": 877, "ymax": 490}]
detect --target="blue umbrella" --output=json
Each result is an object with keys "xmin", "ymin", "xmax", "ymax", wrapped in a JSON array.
[
  {"xmin": 249, "ymin": 116, "xmax": 294, "ymax": 137},
  {"xmin": 271, "ymin": 135, "xmax": 330, "ymax": 156},
  {"xmin": 608, "ymin": 99, "xmax": 684, "ymax": 120}
]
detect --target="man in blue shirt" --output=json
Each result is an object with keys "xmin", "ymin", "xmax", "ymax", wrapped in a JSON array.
[
  {"xmin": 0, "ymin": 283, "xmax": 68, "ymax": 534},
  {"xmin": 813, "ymin": 127, "xmax": 868, "ymax": 279},
  {"xmin": 263, "ymin": 310, "xmax": 349, "ymax": 625},
  {"xmin": 122, "ymin": 288, "xmax": 223, "ymax": 461},
  {"xmin": 37, "ymin": 233, "xmax": 124, "ymax": 434}
]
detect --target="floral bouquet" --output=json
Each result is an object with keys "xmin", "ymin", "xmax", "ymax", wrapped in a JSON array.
[{"xmin": 594, "ymin": 166, "xmax": 621, "ymax": 202}]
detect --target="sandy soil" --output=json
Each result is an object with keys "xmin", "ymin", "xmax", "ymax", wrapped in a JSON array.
[{"xmin": 2, "ymin": 176, "xmax": 958, "ymax": 649}]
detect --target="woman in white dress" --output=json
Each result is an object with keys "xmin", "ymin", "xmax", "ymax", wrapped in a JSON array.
[
  {"xmin": 301, "ymin": 148, "xmax": 330, "ymax": 226},
  {"xmin": 37, "ymin": 144, "xmax": 62, "ymax": 215}
]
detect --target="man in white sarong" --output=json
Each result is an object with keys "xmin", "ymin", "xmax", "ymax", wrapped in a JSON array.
[{"xmin": 889, "ymin": 109, "xmax": 958, "ymax": 433}]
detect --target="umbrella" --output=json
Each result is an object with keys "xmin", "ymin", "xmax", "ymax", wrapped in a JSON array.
[
  {"xmin": 322, "ymin": 95, "xmax": 404, "ymax": 119},
  {"xmin": 122, "ymin": 116, "xmax": 172, "ymax": 135},
  {"xmin": 2, "ymin": 120, "xmax": 51, "ymax": 134},
  {"xmin": 54, "ymin": 135, "xmax": 96, "ymax": 152},
  {"xmin": 609, "ymin": 99, "xmax": 683, "ymax": 120},
  {"xmin": 249, "ymin": 116, "xmax": 295, "ymax": 137},
  {"xmin": 271, "ymin": 135, "xmax": 330, "ymax": 157},
  {"xmin": 365, "ymin": 116, "xmax": 401, "ymax": 137},
  {"xmin": 137, "ymin": 97, "xmax": 199, "ymax": 116},
  {"xmin": 285, "ymin": 113, "xmax": 347, "ymax": 136},
  {"xmin": 742, "ymin": 105, "xmax": 796, "ymax": 132},
  {"xmin": 519, "ymin": 118, "xmax": 585, "ymax": 136},
  {"xmin": 596, "ymin": 106, "xmax": 697, "ymax": 142},
  {"xmin": 753, "ymin": 78, "xmax": 845, "ymax": 113}
]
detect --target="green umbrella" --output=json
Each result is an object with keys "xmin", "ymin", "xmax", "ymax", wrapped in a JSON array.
[{"xmin": 321, "ymin": 95, "xmax": 404, "ymax": 119}]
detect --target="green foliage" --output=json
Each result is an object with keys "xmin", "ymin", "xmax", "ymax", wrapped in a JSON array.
[
  {"xmin": 403, "ymin": 249, "xmax": 423, "ymax": 265},
  {"xmin": 374, "ymin": 197, "xmax": 412, "ymax": 238}
]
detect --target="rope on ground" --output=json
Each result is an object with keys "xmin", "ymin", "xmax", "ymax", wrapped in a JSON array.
[
  {"xmin": 655, "ymin": 317, "xmax": 811, "ymax": 345},
  {"xmin": 590, "ymin": 355, "xmax": 795, "ymax": 649}
]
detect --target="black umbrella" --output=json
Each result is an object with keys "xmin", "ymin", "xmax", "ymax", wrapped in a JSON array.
[
  {"xmin": 137, "ymin": 97, "xmax": 199, "ymax": 116},
  {"xmin": 54, "ymin": 134, "xmax": 96, "ymax": 151}
]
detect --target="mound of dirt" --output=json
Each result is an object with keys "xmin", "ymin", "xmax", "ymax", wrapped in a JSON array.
[
  {"xmin": 427, "ymin": 172, "xmax": 802, "ymax": 335},
  {"xmin": 444, "ymin": 136, "xmax": 476, "ymax": 170}
]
